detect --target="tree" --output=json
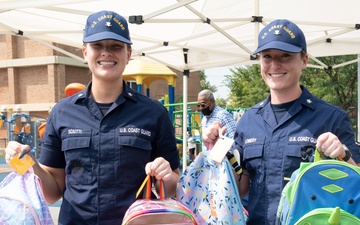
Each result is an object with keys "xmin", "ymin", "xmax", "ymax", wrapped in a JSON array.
[
  {"xmin": 301, "ymin": 55, "xmax": 358, "ymax": 130},
  {"xmin": 200, "ymin": 70, "xmax": 227, "ymax": 107},
  {"xmin": 216, "ymin": 98, "xmax": 227, "ymax": 108},
  {"xmin": 224, "ymin": 64, "xmax": 268, "ymax": 108},
  {"xmin": 200, "ymin": 70, "xmax": 217, "ymax": 92}
]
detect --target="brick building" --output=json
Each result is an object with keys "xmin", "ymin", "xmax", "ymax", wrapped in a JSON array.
[{"xmin": 0, "ymin": 34, "xmax": 201, "ymax": 148}]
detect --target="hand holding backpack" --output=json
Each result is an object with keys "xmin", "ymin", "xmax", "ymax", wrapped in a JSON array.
[
  {"xmin": 122, "ymin": 175, "xmax": 199, "ymax": 225},
  {"xmin": 276, "ymin": 148, "xmax": 360, "ymax": 225},
  {"xmin": 176, "ymin": 150, "xmax": 247, "ymax": 224}
]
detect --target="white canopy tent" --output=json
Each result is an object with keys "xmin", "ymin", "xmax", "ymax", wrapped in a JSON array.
[
  {"xmin": 1, "ymin": 0, "xmax": 360, "ymax": 170},
  {"xmin": 1, "ymin": 0, "xmax": 359, "ymax": 70}
]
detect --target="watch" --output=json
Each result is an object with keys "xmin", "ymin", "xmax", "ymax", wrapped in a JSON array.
[{"xmin": 342, "ymin": 144, "xmax": 352, "ymax": 162}]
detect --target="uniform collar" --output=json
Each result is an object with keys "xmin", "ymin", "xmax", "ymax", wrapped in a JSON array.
[
  {"xmin": 74, "ymin": 81, "xmax": 138, "ymax": 104},
  {"xmin": 121, "ymin": 82, "xmax": 137, "ymax": 102},
  {"xmin": 254, "ymin": 85, "xmax": 316, "ymax": 111},
  {"xmin": 297, "ymin": 86, "xmax": 316, "ymax": 111}
]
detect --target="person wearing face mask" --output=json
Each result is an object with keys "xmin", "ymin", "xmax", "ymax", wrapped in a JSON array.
[{"xmin": 197, "ymin": 89, "xmax": 236, "ymax": 151}]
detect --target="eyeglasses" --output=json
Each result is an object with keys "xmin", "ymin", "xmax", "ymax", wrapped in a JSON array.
[{"xmin": 196, "ymin": 102, "xmax": 208, "ymax": 108}]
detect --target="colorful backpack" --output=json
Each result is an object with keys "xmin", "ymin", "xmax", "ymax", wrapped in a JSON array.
[
  {"xmin": 276, "ymin": 150, "xmax": 360, "ymax": 225},
  {"xmin": 0, "ymin": 171, "xmax": 54, "ymax": 225},
  {"xmin": 176, "ymin": 151, "xmax": 247, "ymax": 225},
  {"xmin": 122, "ymin": 175, "xmax": 199, "ymax": 225}
]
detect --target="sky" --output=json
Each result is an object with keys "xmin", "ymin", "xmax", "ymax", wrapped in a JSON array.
[{"xmin": 204, "ymin": 66, "xmax": 236, "ymax": 99}]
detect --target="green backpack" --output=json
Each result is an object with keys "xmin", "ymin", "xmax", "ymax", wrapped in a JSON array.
[
  {"xmin": 276, "ymin": 150, "xmax": 360, "ymax": 225},
  {"xmin": 295, "ymin": 207, "xmax": 359, "ymax": 225}
]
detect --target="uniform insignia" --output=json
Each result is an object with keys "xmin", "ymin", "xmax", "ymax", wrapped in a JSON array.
[
  {"xmin": 106, "ymin": 22, "xmax": 112, "ymax": 27},
  {"xmin": 306, "ymin": 99, "xmax": 312, "ymax": 104},
  {"xmin": 128, "ymin": 92, "xmax": 133, "ymax": 96},
  {"xmin": 274, "ymin": 30, "xmax": 281, "ymax": 35}
]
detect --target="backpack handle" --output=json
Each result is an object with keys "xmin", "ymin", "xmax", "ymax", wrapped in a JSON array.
[
  {"xmin": 314, "ymin": 147, "xmax": 344, "ymax": 162},
  {"xmin": 136, "ymin": 174, "xmax": 167, "ymax": 199}
]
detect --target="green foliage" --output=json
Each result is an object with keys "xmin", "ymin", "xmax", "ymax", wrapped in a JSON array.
[
  {"xmin": 224, "ymin": 65, "xmax": 269, "ymax": 108},
  {"xmin": 301, "ymin": 55, "xmax": 358, "ymax": 131},
  {"xmin": 215, "ymin": 98, "xmax": 227, "ymax": 108},
  {"xmin": 200, "ymin": 70, "xmax": 227, "ymax": 107},
  {"xmin": 200, "ymin": 70, "xmax": 217, "ymax": 93}
]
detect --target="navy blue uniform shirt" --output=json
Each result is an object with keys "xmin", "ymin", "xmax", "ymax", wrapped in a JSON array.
[
  {"xmin": 232, "ymin": 86, "xmax": 360, "ymax": 225},
  {"xmin": 39, "ymin": 82, "xmax": 179, "ymax": 225}
]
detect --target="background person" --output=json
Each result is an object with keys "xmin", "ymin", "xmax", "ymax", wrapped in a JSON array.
[
  {"xmin": 4, "ymin": 10, "xmax": 179, "ymax": 225},
  {"xmin": 202, "ymin": 19, "xmax": 360, "ymax": 225},
  {"xmin": 187, "ymin": 131, "xmax": 196, "ymax": 161},
  {"xmin": 197, "ymin": 89, "xmax": 236, "ymax": 151}
]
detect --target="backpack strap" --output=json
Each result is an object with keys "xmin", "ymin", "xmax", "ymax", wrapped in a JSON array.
[
  {"xmin": 136, "ymin": 175, "xmax": 150, "ymax": 198},
  {"xmin": 136, "ymin": 175, "xmax": 167, "ymax": 199},
  {"xmin": 226, "ymin": 152, "xmax": 242, "ymax": 175}
]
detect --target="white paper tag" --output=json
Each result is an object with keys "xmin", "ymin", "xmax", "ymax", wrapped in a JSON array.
[
  {"xmin": 209, "ymin": 136, "xmax": 234, "ymax": 163},
  {"xmin": 233, "ymin": 149, "xmax": 240, "ymax": 165}
]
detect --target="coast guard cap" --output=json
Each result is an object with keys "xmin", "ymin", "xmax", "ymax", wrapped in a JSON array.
[
  {"xmin": 83, "ymin": 10, "xmax": 132, "ymax": 44},
  {"xmin": 253, "ymin": 19, "xmax": 306, "ymax": 54}
]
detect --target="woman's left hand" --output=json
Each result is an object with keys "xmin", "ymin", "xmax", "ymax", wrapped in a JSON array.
[{"xmin": 145, "ymin": 157, "xmax": 173, "ymax": 181}]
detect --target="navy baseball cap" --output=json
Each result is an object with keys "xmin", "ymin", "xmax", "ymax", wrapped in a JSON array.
[
  {"xmin": 253, "ymin": 19, "xmax": 306, "ymax": 54},
  {"xmin": 83, "ymin": 10, "xmax": 132, "ymax": 44}
]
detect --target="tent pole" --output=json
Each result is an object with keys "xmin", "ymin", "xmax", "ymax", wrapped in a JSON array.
[
  {"xmin": 182, "ymin": 48, "xmax": 189, "ymax": 172},
  {"xmin": 182, "ymin": 70, "xmax": 189, "ymax": 172},
  {"xmin": 357, "ymin": 54, "xmax": 360, "ymax": 141}
]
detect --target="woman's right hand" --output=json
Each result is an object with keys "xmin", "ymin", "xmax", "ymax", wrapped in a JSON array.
[
  {"xmin": 4, "ymin": 141, "xmax": 30, "ymax": 164},
  {"xmin": 202, "ymin": 121, "xmax": 226, "ymax": 150}
]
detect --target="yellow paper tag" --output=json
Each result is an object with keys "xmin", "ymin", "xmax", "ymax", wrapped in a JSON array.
[
  {"xmin": 210, "ymin": 136, "xmax": 234, "ymax": 163},
  {"xmin": 9, "ymin": 154, "xmax": 35, "ymax": 175}
]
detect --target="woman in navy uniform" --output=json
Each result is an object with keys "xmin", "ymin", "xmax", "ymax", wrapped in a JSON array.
[
  {"xmin": 5, "ymin": 10, "xmax": 180, "ymax": 224},
  {"xmin": 202, "ymin": 19, "xmax": 360, "ymax": 225}
]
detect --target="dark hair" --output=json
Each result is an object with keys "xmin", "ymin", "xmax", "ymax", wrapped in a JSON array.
[{"xmin": 300, "ymin": 49, "xmax": 307, "ymax": 58}]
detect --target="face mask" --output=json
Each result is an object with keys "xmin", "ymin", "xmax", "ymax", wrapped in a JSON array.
[{"xmin": 201, "ymin": 106, "xmax": 212, "ymax": 116}]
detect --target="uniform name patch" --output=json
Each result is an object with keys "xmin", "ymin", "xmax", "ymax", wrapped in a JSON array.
[
  {"xmin": 68, "ymin": 129, "xmax": 83, "ymax": 134},
  {"xmin": 245, "ymin": 138, "xmax": 257, "ymax": 144},
  {"xmin": 119, "ymin": 127, "xmax": 151, "ymax": 137},
  {"xmin": 289, "ymin": 136, "xmax": 316, "ymax": 143}
]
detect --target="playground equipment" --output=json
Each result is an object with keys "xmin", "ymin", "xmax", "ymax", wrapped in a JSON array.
[
  {"xmin": 64, "ymin": 83, "xmax": 86, "ymax": 97},
  {"xmin": 167, "ymin": 102, "xmax": 202, "ymax": 143},
  {"xmin": 163, "ymin": 101, "xmax": 201, "ymax": 170},
  {"xmin": 0, "ymin": 112, "xmax": 46, "ymax": 158},
  {"xmin": 0, "ymin": 83, "xmax": 87, "ymax": 157}
]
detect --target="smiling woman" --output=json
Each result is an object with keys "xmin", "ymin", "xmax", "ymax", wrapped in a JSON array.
[{"xmin": 1, "ymin": 10, "xmax": 181, "ymax": 225}]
